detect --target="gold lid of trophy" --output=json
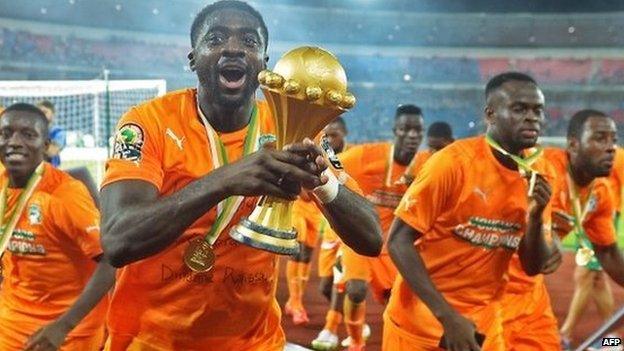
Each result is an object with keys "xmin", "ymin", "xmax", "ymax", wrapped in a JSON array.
[{"xmin": 258, "ymin": 46, "xmax": 356, "ymax": 110}]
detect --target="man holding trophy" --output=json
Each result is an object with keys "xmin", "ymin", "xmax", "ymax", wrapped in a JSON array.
[{"xmin": 99, "ymin": 1, "xmax": 382, "ymax": 350}]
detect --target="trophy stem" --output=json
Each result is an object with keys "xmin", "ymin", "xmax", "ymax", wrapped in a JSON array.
[{"xmin": 230, "ymin": 196, "xmax": 300, "ymax": 255}]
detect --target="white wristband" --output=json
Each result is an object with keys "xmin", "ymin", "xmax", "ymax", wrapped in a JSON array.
[{"xmin": 313, "ymin": 169, "xmax": 340, "ymax": 204}]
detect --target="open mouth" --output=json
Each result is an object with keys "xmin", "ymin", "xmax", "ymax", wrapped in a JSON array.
[
  {"xmin": 4, "ymin": 152, "xmax": 27, "ymax": 162},
  {"xmin": 219, "ymin": 67, "xmax": 247, "ymax": 90}
]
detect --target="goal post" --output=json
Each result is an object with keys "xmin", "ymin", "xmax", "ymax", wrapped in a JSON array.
[{"xmin": 0, "ymin": 79, "xmax": 166, "ymax": 184}]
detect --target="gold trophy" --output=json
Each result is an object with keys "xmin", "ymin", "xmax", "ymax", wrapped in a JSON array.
[{"xmin": 230, "ymin": 46, "xmax": 356, "ymax": 255}]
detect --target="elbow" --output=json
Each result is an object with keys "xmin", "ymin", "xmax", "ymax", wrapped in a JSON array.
[
  {"xmin": 367, "ymin": 231, "xmax": 384, "ymax": 257},
  {"xmin": 523, "ymin": 266, "xmax": 540, "ymax": 277},
  {"xmin": 520, "ymin": 258, "xmax": 541, "ymax": 276},
  {"xmin": 102, "ymin": 237, "xmax": 130, "ymax": 268},
  {"xmin": 101, "ymin": 221, "xmax": 133, "ymax": 268}
]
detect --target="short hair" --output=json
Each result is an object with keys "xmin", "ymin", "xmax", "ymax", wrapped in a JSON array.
[
  {"xmin": 37, "ymin": 99, "xmax": 55, "ymax": 113},
  {"xmin": 1, "ymin": 103, "xmax": 50, "ymax": 135},
  {"xmin": 567, "ymin": 109, "xmax": 608, "ymax": 139},
  {"xmin": 427, "ymin": 121, "xmax": 453, "ymax": 139},
  {"xmin": 485, "ymin": 72, "xmax": 537, "ymax": 98},
  {"xmin": 328, "ymin": 117, "xmax": 347, "ymax": 132},
  {"xmin": 190, "ymin": 0, "xmax": 268, "ymax": 50},
  {"xmin": 395, "ymin": 104, "xmax": 423, "ymax": 119}
]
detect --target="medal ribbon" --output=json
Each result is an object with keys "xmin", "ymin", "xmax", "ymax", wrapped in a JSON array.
[
  {"xmin": 485, "ymin": 134, "xmax": 543, "ymax": 194},
  {"xmin": 566, "ymin": 168, "xmax": 595, "ymax": 253},
  {"xmin": 485, "ymin": 134, "xmax": 542, "ymax": 173},
  {"xmin": 0, "ymin": 162, "xmax": 45, "ymax": 257},
  {"xmin": 384, "ymin": 143, "xmax": 395, "ymax": 188},
  {"xmin": 197, "ymin": 103, "xmax": 260, "ymax": 246}
]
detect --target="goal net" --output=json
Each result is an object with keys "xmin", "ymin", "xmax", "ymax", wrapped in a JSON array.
[{"xmin": 0, "ymin": 79, "xmax": 166, "ymax": 184}]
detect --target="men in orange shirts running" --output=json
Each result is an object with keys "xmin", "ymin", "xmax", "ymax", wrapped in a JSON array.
[
  {"xmin": 326, "ymin": 104, "xmax": 424, "ymax": 351},
  {"xmin": 0, "ymin": 103, "xmax": 115, "ymax": 351},
  {"xmin": 385, "ymin": 72, "xmax": 555, "ymax": 351},
  {"xmin": 98, "ymin": 2, "xmax": 382, "ymax": 350}
]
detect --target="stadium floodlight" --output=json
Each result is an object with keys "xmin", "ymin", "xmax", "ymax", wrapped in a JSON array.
[{"xmin": 0, "ymin": 79, "xmax": 166, "ymax": 184}]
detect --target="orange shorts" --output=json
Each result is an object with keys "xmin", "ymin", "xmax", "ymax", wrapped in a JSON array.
[
  {"xmin": 382, "ymin": 302, "xmax": 505, "ymax": 351},
  {"xmin": 502, "ymin": 281, "xmax": 560, "ymax": 350},
  {"xmin": 0, "ymin": 318, "xmax": 105, "ymax": 351},
  {"xmin": 293, "ymin": 207, "xmax": 323, "ymax": 249},
  {"xmin": 341, "ymin": 245, "xmax": 397, "ymax": 302},
  {"xmin": 318, "ymin": 222, "xmax": 341, "ymax": 278}
]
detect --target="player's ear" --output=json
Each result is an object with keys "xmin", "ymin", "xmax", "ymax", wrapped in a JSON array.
[
  {"xmin": 484, "ymin": 105, "xmax": 495, "ymax": 125},
  {"xmin": 568, "ymin": 136, "xmax": 579, "ymax": 154},
  {"xmin": 188, "ymin": 50, "xmax": 196, "ymax": 72},
  {"xmin": 263, "ymin": 54, "xmax": 269, "ymax": 69}
]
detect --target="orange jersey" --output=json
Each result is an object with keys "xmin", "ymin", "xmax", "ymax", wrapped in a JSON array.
[
  {"xmin": 546, "ymin": 147, "xmax": 616, "ymax": 246},
  {"xmin": 102, "ymin": 89, "xmax": 286, "ymax": 350},
  {"xmin": 506, "ymin": 147, "xmax": 616, "ymax": 294},
  {"xmin": 101, "ymin": 89, "xmax": 360, "ymax": 350},
  {"xmin": 388, "ymin": 136, "xmax": 554, "ymax": 339},
  {"xmin": 339, "ymin": 142, "xmax": 409, "ymax": 235},
  {"xmin": 609, "ymin": 147, "xmax": 624, "ymax": 213},
  {"xmin": 0, "ymin": 164, "xmax": 106, "ymax": 346},
  {"xmin": 292, "ymin": 197, "xmax": 323, "ymax": 248},
  {"xmin": 407, "ymin": 149, "xmax": 432, "ymax": 178}
]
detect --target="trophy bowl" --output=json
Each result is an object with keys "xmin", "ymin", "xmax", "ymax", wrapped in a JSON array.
[{"xmin": 229, "ymin": 46, "xmax": 356, "ymax": 255}]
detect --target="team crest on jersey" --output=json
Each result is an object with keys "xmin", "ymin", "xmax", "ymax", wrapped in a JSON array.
[
  {"xmin": 28, "ymin": 204, "xmax": 42, "ymax": 225},
  {"xmin": 113, "ymin": 123, "xmax": 144, "ymax": 162}
]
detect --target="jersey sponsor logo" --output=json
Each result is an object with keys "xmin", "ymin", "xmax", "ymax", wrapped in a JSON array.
[
  {"xmin": 367, "ymin": 189, "xmax": 402, "ymax": 208},
  {"xmin": 453, "ymin": 217, "xmax": 522, "ymax": 250},
  {"xmin": 7, "ymin": 229, "xmax": 46, "ymax": 255},
  {"xmin": 165, "ymin": 128, "xmax": 185, "ymax": 150},
  {"xmin": 113, "ymin": 123, "xmax": 144, "ymax": 162}
]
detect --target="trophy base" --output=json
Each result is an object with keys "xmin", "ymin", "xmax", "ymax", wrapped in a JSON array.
[{"xmin": 230, "ymin": 217, "xmax": 300, "ymax": 256}]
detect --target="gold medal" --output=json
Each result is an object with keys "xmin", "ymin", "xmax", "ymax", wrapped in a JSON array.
[
  {"xmin": 184, "ymin": 238, "xmax": 216, "ymax": 273},
  {"xmin": 575, "ymin": 247, "xmax": 595, "ymax": 266}
]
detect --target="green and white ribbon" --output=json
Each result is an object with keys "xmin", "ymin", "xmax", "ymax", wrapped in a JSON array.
[
  {"xmin": 485, "ymin": 134, "xmax": 543, "ymax": 194},
  {"xmin": 566, "ymin": 169, "xmax": 597, "ymax": 266},
  {"xmin": 0, "ymin": 162, "xmax": 45, "ymax": 256},
  {"xmin": 197, "ymin": 103, "xmax": 260, "ymax": 246}
]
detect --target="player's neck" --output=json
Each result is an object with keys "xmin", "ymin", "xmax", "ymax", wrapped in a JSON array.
[
  {"xmin": 8, "ymin": 171, "xmax": 33, "ymax": 189},
  {"xmin": 488, "ymin": 134, "xmax": 521, "ymax": 171},
  {"xmin": 393, "ymin": 146, "xmax": 414, "ymax": 166},
  {"xmin": 569, "ymin": 159, "xmax": 594, "ymax": 187},
  {"xmin": 197, "ymin": 89, "xmax": 254, "ymax": 133}
]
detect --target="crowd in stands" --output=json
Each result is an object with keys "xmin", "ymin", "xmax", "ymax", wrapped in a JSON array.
[{"xmin": 2, "ymin": 26, "xmax": 624, "ymax": 141}]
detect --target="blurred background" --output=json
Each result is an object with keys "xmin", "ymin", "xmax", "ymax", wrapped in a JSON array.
[
  {"xmin": 1, "ymin": 1, "xmax": 624, "ymax": 349},
  {"xmin": 1, "ymin": 0, "xmax": 623, "ymax": 143}
]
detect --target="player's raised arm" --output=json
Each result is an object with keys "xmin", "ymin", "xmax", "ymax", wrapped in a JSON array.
[
  {"xmin": 517, "ymin": 173, "xmax": 553, "ymax": 276},
  {"xmin": 285, "ymin": 139, "xmax": 382, "ymax": 257}
]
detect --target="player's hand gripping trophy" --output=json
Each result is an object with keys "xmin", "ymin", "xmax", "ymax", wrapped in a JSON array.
[{"xmin": 229, "ymin": 46, "xmax": 356, "ymax": 255}]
